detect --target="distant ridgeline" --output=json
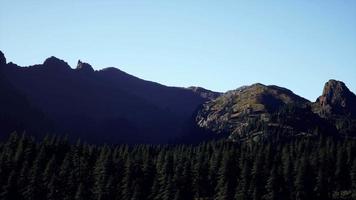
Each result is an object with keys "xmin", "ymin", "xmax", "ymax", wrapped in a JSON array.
[
  {"xmin": 0, "ymin": 50, "xmax": 218, "ymax": 144},
  {"xmin": 0, "ymin": 50, "xmax": 355, "ymax": 144}
]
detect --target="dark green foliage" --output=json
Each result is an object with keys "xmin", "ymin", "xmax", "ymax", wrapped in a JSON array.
[
  {"xmin": 0, "ymin": 133, "xmax": 355, "ymax": 200},
  {"xmin": 351, "ymin": 160, "xmax": 356, "ymax": 199}
]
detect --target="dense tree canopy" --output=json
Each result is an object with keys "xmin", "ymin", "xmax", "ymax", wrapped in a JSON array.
[{"xmin": 0, "ymin": 132, "xmax": 355, "ymax": 200}]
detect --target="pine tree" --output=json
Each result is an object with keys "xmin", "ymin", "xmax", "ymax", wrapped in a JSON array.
[
  {"xmin": 235, "ymin": 159, "xmax": 251, "ymax": 200},
  {"xmin": 42, "ymin": 155, "xmax": 57, "ymax": 196},
  {"xmin": 334, "ymin": 145, "xmax": 349, "ymax": 197},
  {"xmin": 281, "ymin": 148, "xmax": 293, "ymax": 200},
  {"xmin": 162, "ymin": 177, "xmax": 175, "ymax": 200},
  {"xmin": 294, "ymin": 156, "xmax": 314, "ymax": 200},
  {"xmin": 193, "ymin": 152, "xmax": 209, "ymax": 199},
  {"xmin": 264, "ymin": 166, "xmax": 282, "ymax": 200},
  {"xmin": 214, "ymin": 151, "xmax": 235, "ymax": 200},
  {"xmin": 179, "ymin": 159, "xmax": 194, "ymax": 200},
  {"xmin": 351, "ymin": 159, "xmax": 356, "ymax": 199},
  {"xmin": 249, "ymin": 150, "xmax": 265, "ymax": 200},
  {"xmin": 314, "ymin": 164, "xmax": 329, "ymax": 200},
  {"xmin": 92, "ymin": 147, "xmax": 111, "ymax": 200},
  {"xmin": 74, "ymin": 183, "xmax": 85, "ymax": 200},
  {"xmin": 22, "ymin": 158, "xmax": 42, "ymax": 200},
  {"xmin": 0, "ymin": 171, "xmax": 21, "ymax": 200}
]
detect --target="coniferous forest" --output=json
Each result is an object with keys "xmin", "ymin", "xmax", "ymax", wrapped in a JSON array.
[{"xmin": 1, "ymin": 133, "xmax": 356, "ymax": 200}]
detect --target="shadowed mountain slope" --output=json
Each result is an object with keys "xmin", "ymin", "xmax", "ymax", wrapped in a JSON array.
[
  {"xmin": 0, "ymin": 51, "xmax": 211, "ymax": 144},
  {"xmin": 1, "ymin": 50, "xmax": 355, "ymax": 143}
]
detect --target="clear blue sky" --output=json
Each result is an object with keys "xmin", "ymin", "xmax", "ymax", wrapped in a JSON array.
[{"xmin": 1, "ymin": 0, "xmax": 355, "ymax": 100}]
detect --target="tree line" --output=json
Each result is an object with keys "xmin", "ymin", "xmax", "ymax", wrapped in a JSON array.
[{"xmin": 0, "ymin": 132, "xmax": 356, "ymax": 200}]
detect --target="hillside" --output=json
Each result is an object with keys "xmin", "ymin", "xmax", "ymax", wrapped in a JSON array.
[
  {"xmin": 1, "ymin": 50, "xmax": 355, "ymax": 144},
  {"xmin": 196, "ymin": 81, "xmax": 355, "ymax": 140},
  {"xmin": 0, "ymin": 51, "xmax": 212, "ymax": 144}
]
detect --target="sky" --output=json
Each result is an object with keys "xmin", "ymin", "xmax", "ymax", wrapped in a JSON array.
[{"xmin": 0, "ymin": 0, "xmax": 355, "ymax": 101}]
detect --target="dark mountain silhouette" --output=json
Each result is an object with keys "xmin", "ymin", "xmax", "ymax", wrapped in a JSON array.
[
  {"xmin": 1, "ymin": 50, "xmax": 355, "ymax": 143},
  {"xmin": 0, "ymin": 51, "xmax": 212, "ymax": 144},
  {"xmin": 0, "ymin": 52, "xmax": 53, "ymax": 140}
]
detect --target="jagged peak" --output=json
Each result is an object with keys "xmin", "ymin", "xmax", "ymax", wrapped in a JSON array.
[
  {"xmin": 321, "ymin": 79, "xmax": 351, "ymax": 98},
  {"xmin": 317, "ymin": 79, "xmax": 354, "ymax": 107},
  {"xmin": 76, "ymin": 60, "xmax": 94, "ymax": 73},
  {"xmin": 43, "ymin": 56, "xmax": 71, "ymax": 71},
  {"xmin": 0, "ymin": 50, "xmax": 6, "ymax": 65},
  {"xmin": 314, "ymin": 79, "xmax": 356, "ymax": 117}
]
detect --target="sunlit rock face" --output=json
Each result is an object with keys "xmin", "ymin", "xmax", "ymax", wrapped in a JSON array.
[{"xmin": 314, "ymin": 80, "xmax": 356, "ymax": 118}]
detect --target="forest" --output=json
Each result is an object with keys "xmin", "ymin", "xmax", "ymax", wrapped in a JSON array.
[{"xmin": 0, "ymin": 132, "xmax": 356, "ymax": 200}]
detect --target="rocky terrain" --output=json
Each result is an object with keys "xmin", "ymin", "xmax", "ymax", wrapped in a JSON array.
[{"xmin": 196, "ymin": 81, "xmax": 355, "ymax": 140}]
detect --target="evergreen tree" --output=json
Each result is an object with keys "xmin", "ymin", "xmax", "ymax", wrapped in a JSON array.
[
  {"xmin": 235, "ymin": 159, "xmax": 251, "ymax": 200},
  {"xmin": 0, "ymin": 171, "xmax": 21, "ymax": 200},
  {"xmin": 294, "ymin": 157, "xmax": 314, "ymax": 200},
  {"xmin": 93, "ymin": 147, "xmax": 111, "ymax": 200},
  {"xmin": 314, "ymin": 164, "xmax": 329, "ymax": 200},
  {"xmin": 0, "ymin": 132, "xmax": 355, "ymax": 200},
  {"xmin": 351, "ymin": 159, "xmax": 356, "ymax": 199},
  {"xmin": 263, "ymin": 166, "xmax": 283, "ymax": 200},
  {"xmin": 249, "ymin": 150, "xmax": 265, "ymax": 200}
]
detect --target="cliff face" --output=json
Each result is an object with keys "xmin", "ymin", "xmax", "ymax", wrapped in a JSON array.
[{"xmin": 313, "ymin": 80, "xmax": 356, "ymax": 118}]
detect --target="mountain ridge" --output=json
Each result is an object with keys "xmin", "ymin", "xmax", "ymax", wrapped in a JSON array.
[
  {"xmin": 0, "ymin": 50, "xmax": 212, "ymax": 144},
  {"xmin": 1, "ymin": 50, "xmax": 355, "ymax": 143},
  {"xmin": 196, "ymin": 80, "xmax": 355, "ymax": 140}
]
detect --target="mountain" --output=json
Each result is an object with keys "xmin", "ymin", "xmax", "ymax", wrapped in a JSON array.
[
  {"xmin": 0, "ymin": 51, "xmax": 211, "ymax": 144},
  {"xmin": 312, "ymin": 80, "xmax": 356, "ymax": 135},
  {"xmin": 1, "ymin": 50, "xmax": 355, "ymax": 143},
  {"xmin": 196, "ymin": 82, "xmax": 352, "ymax": 140},
  {"xmin": 0, "ymin": 52, "xmax": 53, "ymax": 140},
  {"xmin": 313, "ymin": 79, "xmax": 356, "ymax": 118}
]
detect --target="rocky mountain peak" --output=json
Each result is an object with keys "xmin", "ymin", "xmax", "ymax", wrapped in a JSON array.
[
  {"xmin": 315, "ymin": 80, "xmax": 356, "ymax": 117},
  {"xmin": 319, "ymin": 80, "xmax": 351, "ymax": 106},
  {"xmin": 196, "ymin": 83, "xmax": 310, "ymax": 136},
  {"xmin": 76, "ymin": 60, "xmax": 94, "ymax": 73},
  {"xmin": 43, "ymin": 56, "xmax": 71, "ymax": 71},
  {"xmin": 0, "ymin": 50, "xmax": 6, "ymax": 66}
]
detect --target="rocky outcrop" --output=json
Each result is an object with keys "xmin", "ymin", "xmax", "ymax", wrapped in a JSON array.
[
  {"xmin": 196, "ymin": 80, "xmax": 356, "ymax": 139},
  {"xmin": 76, "ymin": 60, "xmax": 94, "ymax": 73},
  {"xmin": 0, "ymin": 50, "xmax": 6, "ymax": 66},
  {"xmin": 313, "ymin": 80, "xmax": 356, "ymax": 118}
]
